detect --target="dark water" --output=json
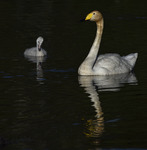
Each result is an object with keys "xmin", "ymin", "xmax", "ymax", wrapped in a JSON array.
[{"xmin": 0, "ymin": 0, "xmax": 147, "ymax": 149}]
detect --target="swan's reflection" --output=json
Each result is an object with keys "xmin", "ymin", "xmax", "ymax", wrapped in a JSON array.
[
  {"xmin": 24, "ymin": 55, "xmax": 47, "ymax": 81},
  {"xmin": 78, "ymin": 73, "xmax": 137, "ymax": 142},
  {"xmin": 90, "ymin": 73, "xmax": 137, "ymax": 92}
]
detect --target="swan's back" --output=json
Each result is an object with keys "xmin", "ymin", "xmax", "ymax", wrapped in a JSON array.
[
  {"xmin": 123, "ymin": 53, "xmax": 138, "ymax": 68},
  {"xmin": 93, "ymin": 53, "xmax": 138, "ymax": 75}
]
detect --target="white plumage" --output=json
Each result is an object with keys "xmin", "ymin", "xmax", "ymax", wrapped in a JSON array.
[
  {"xmin": 78, "ymin": 11, "xmax": 138, "ymax": 75},
  {"xmin": 24, "ymin": 37, "xmax": 47, "ymax": 57},
  {"xmin": 93, "ymin": 53, "xmax": 138, "ymax": 75}
]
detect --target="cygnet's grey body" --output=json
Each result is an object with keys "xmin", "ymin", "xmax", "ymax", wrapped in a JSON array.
[{"xmin": 24, "ymin": 37, "xmax": 47, "ymax": 57}]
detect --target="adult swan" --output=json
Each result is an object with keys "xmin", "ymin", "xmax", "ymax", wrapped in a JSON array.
[{"xmin": 78, "ymin": 10, "xmax": 138, "ymax": 75}]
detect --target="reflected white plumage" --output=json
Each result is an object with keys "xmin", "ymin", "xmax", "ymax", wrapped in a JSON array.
[
  {"xmin": 24, "ymin": 37, "xmax": 47, "ymax": 57},
  {"xmin": 78, "ymin": 73, "xmax": 137, "ymax": 137},
  {"xmin": 78, "ymin": 11, "xmax": 138, "ymax": 75}
]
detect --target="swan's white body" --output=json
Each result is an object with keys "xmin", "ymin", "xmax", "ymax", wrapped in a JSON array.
[
  {"xmin": 24, "ymin": 37, "xmax": 47, "ymax": 57},
  {"xmin": 92, "ymin": 53, "xmax": 138, "ymax": 75},
  {"xmin": 78, "ymin": 11, "xmax": 138, "ymax": 75}
]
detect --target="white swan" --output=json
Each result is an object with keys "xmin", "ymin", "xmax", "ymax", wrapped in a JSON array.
[
  {"xmin": 24, "ymin": 37, "xmax": 47, "ymax": 57},
  {"xmin": 78, "ymin": 11, "xmax": 138, "ymax": 75}
]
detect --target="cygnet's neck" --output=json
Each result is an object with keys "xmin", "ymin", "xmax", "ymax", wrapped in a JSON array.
[{"xmin": 37, "ymin": 44, "xmax": 41, "ymax": 52}]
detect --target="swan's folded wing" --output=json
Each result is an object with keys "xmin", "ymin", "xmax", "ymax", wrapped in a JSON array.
[{"xmin": 93, "ymin": 54, "xmax": 130, "ymax": 75}]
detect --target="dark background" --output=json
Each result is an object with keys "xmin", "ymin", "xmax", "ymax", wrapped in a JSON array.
[{"xmin": 0, "ymin": 0, "xmax": 147, "ymax": 149}]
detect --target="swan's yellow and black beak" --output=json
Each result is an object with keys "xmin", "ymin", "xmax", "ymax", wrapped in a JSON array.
[
  {"xmin": 80, "ymin": 13, "xmax": 93, "ymax": 22},
  {"xmin": 85, "ymin": 13, "xmax": 93, "ymax": 21}
]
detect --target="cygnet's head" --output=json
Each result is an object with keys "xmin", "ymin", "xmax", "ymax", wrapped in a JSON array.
[
  {"xmin": 85, "ymin": 10, "xmax": 103, "ymax": 22},
  {"xmin": 36, "ymin": 36, "xmax": 44, "ymax": 51}
]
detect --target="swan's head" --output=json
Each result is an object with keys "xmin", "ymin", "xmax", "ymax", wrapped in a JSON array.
[
  {"xmin": 85, "ymin": 10, "xmax": 103, "ymax": 22},
  {"xmin": 36, "ymin": 36, "xmax": 43, "ymax": 51}
]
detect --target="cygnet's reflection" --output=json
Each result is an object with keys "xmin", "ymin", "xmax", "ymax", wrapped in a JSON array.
[
  {"xmin": 24, "ymin": 55, "xmax": 47, "ymax": 81},
  {"xmin": 78, "ymin": 73, "xmax": 137, "ymax": 140}
]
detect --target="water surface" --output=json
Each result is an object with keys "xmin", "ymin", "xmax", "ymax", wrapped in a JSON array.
[{"xmin": 0, "ymin": 0, "xmax": 147, "ymax": 149}]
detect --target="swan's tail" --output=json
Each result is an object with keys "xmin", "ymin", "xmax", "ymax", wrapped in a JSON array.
[{"xmin": 123, "ymin": 53, "xmax": 138, "ymax": 69}]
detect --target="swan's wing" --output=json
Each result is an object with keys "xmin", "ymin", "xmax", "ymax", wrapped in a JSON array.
[
  {"xmin": 122, "ymin": 53, "xmax": 138, "ymax": 68},
  {"xmin": 93, "ymin": 54, "xmax": 130, "ymax": 75},
  {"xmin": 95, "ymin": 54, "xmax": 122, "ymax": 69}
]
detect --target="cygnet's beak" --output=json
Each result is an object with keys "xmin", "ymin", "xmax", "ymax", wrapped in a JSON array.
[{"xmin": 38, "ymin": 44, "xmax": 41, "ymax": 51}]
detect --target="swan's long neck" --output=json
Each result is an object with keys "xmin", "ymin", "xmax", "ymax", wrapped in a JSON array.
[
  {"xmin": 78, "ymin": 19, "xmax": 104, "ymax": 75},
  {"xmin": 87, "ymin": 19, "xmax": 103, "ymax": 59}
]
